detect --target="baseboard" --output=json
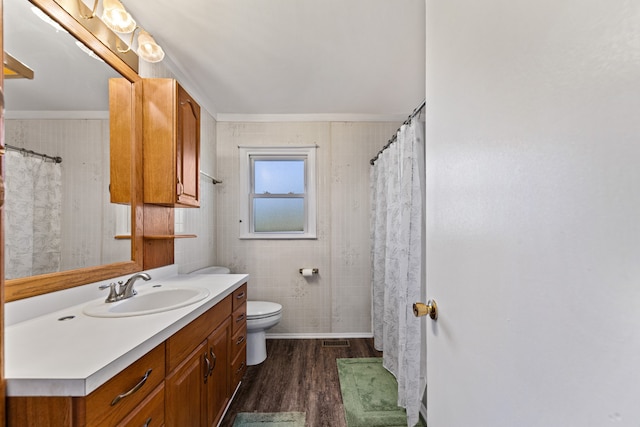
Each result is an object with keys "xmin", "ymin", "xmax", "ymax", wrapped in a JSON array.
[{"xmin": 266, "ymin": 332, "xmax": 374, "ymax": 339}]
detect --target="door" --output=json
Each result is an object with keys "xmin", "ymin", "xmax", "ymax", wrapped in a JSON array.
[
  {"xmin": 0, "ymin": 2, "xmax": 6, "ymax": 422},
  {"xmin": 166, "ymin": 341, "xmax": 207, "ymax": 426},
  {"xmin": 176, "ymin": 84, "xmax": 200, "ymax": 206},
  {"xmin": 206, "ymin": 318, "xmax": 230, "ymax": 427},
  {"xmin": 425, "ymin": 0, "xmax": 640, "ymax": 425}
]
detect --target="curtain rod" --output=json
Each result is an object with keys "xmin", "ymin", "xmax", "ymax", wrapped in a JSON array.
[
  {"xmin": 369, "ymin": 99, "xmax": 425, "ymax": 166},
  {"xmin": 5, "ymin": 144, "xmax": 62, "ymax": 163}
]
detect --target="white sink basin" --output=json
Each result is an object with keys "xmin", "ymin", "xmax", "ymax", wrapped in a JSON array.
[{"xmin": 83, "ymin": 286, "xmax": 210, "ymax": 318}]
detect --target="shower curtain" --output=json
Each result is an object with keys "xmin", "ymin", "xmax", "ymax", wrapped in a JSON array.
[
  {"xmin": 4, "ymin": 150, "xmax": 63, "ymax": 279},
  {"xmin": 371, "ymin": 118, "xmax": 425, "ymax": 427}
]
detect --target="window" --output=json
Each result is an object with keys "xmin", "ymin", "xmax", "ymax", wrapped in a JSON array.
[{"xmin": 239, "ymin": 146, "xmax": 317, "ymax": 239}]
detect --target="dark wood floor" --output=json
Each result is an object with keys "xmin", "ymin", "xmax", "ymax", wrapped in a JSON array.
[{"xmin": 219, "ymin": 338, "xmax": 382, "ymax": 427}]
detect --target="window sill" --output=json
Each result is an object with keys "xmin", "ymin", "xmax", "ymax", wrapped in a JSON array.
[{"xmin": 239, "ymin": 233, "xmax": 317, "ymax": 240}]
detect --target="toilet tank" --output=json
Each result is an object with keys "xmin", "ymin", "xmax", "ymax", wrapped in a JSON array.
[{"xmin": 190, "ymin": 266, "xmax": 231, "ymax": 274}]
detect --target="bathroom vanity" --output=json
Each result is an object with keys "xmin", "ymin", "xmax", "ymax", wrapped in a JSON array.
[{"xmin": 5, "ymin": 272, "xmax": 247, "ymax": 427}]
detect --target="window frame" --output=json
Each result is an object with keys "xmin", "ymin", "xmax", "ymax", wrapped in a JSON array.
[{"xmin": 239, "ymin": 146, "xmax": 317, "ymax": 239}]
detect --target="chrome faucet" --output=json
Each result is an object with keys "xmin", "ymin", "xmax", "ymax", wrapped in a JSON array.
[
  {"xmin": 121, "ymin": 272, "xmax": 151, "ymax": 299},
  {"xmin": 103, "ymin": 273, "xmax": 151, "ymax": 303}
]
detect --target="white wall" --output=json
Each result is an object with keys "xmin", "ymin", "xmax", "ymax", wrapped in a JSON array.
[
  {"xmin": 174, "ymin": 111, "xmax": 218, "ymax": 273},
  {"xmin": 215, "ymin": 121, "xmax": 399, "ymax": 335},
  {"xmin": 425, "ymin": 0, "xmax": 640, "ymax": 425}
]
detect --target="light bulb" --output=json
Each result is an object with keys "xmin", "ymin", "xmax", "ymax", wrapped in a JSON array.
[
  {"xmin": 136, "ymin": 30, "xmax": 165, "ymax": 63},
  {"xmin": 101, "ymin": 0, "xmax": 136, "ymax": 33}
]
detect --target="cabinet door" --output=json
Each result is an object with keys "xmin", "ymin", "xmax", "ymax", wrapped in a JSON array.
[
  {"xmin": 176, "ymin": 84, "xmax": 200, "ymax": 207},
  {"xmin": 166, "ymin": 341, "xmax": 207, "ymax": 427},
  {"xmin": 206, "ymin": 318, "xmax": 231, "ymax": 427},
  {"xmin": 142, "ymin": 78, "xmax": 200, "ymax": 207},
  {"xmin": 116, "ymin": 382, "xmax": 164, "ymax": 427}
]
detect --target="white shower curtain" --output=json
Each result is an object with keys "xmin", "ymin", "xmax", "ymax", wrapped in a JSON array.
[
  {"xmin": 4, "ymin": 150, "xmax": 62, "ymax": 279},
  {"xmin": 371, "ymin": 118, "xmax": 425, "ymax": 427}
]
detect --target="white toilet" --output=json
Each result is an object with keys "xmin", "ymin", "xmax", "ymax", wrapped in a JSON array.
[
  {"xmin": 191, "ymin": 266, "xmax": 283, "ymax": 366},
  {"xmin": 246, "ymin": 301, "xmax": 282, "ymax": 366}
]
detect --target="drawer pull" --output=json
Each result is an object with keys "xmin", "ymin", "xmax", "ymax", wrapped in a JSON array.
[
  {"xmin": 236, "ymin": 335, "xmax": 245, "ymax": 345},
  {"xmin": 236, "ymin": 362, "xmax": 245, "ymax": 374},
  {"xmin": 204, "ymin": 352, "xmax": 211, "ymax": 384},
  {"xmin": 209, "ymin": 348, "xmax": 217, "ymax": 375},
  {"xmin": 236, "ymin": 313, "xmax": 246, "ymax": 323},
  {"xmin": 111, "ymin": 369, "xmax": 152, "ymax": 406},
  {"xmin": 143, "ymin": 417, "xmax": 152, "ymax": 427},
  {"xmin": 236, "ymin": 291, "xmax": 245, "ymax": 299}
]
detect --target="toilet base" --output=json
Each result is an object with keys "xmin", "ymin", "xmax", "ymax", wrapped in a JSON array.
[{"xmin": 246, "ymin": 330, "xmax": 267, "ymax": 366}]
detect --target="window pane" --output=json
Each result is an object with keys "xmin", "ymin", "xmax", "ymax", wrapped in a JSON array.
[
  {"xmin": 254, "ymin": 198, "xmax": 304, "ymax": 232},
  {"xmin": 254, "ymin": 160, "xmax": 304, "ymax": 194}
]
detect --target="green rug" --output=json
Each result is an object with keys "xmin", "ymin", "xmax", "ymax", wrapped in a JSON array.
[
  {"xmin": 232, "ymin": 412, "xmax": 306, "ymax": 427},
  {"xmin": 337, "ymin": 358, "xmax": 425, "ymax": 427}
]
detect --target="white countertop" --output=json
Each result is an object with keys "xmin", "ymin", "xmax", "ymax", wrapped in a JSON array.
[{"xmin": 5, "ymin": 273, "xmax": 249, "ymax": 397}]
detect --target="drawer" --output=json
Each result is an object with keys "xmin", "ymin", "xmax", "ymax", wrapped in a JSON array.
[
  {"xmin": 166, "ymin": 294, "xmax": 232, "ymax": 372},
  {"xmin": 233, "ymin": 283, "xmax": 247, "ymax": 311},
  {"xmin": 86, "ymin": 343, "xmax": 165, "ymax": 427},
  {"xmin": 232, "ymin": 303, "xmax": 247, "ymax": 336},
  {"xmin": 116, "ymin": 382, "xmax": 164, "ymax": 427},
  {"xmin": 231, "ymin": 347, "xmax": 247, "ymax": 392},
  {"xmin": 231, "ymin": 323, "xmax": 247, "ymax": 361}
]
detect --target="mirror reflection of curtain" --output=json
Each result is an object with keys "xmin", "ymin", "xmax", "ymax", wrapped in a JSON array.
[{"xmin": 4, "ymin": 150, "xmax": 62, "ymax": 279}]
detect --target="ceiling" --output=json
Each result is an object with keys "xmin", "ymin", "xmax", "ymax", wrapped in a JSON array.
[
  {"xmin": 4, "ymin": 0, "xmax": 425, "ymax": 119},
  {"xmin": 4, "ymin": 0, "xmax": 120, "ymax": 116}
]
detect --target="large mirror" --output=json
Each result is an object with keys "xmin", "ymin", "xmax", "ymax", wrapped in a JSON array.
[{"xmin": 3, "ymin": 0, "xmax": 143, "ymax": 301}]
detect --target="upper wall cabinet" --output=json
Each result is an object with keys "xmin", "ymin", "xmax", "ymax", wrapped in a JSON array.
[{"xmin": 143, "ymin": 79, "xmax": 201, "ymax": 208}]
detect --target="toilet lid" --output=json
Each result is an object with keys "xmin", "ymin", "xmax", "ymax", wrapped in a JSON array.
[{"xmin": 247, "ymin": 301, "xmax": 282, "ymax": 319}]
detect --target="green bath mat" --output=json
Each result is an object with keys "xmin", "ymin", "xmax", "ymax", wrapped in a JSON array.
[
  {"xmin": 232, "ymin": 411, "xmax": 306, "ymax": 427},
  {"xmin": 337, "ymin": 358, "xmax": 425, "ymax": 427}
]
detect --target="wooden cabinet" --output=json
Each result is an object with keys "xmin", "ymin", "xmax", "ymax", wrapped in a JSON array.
[
  {"xmin": 165, "ymin": 292, "xmax": 239, "ymax": 427},
  {"xmin": 206, "ymin": 318, "xmax": 231, "ymax": 426},
  {"xmin": 165, "ymin": 319, "xmax": 231, "ymax": 427},
  {"xmin": 166, "ymin": 341, "xmax": 207, "ymax": 426},
  {"xmin": 7, "ymin": 343, "xmax": 166, "ymax": 427},
  {"xmin": 7, "ymin": 283, "xmax": 249, "ymax": 427},
  {"xmin": 116, "ymin": 382, "xmax": 165, "ymax": 427},
  {"xmin": 84, "ymin": 343, "xmax": 165, "ymax": 427},
  {"xmin": 142, "ymin": 78, "xmax": 200, "ymax": 207},
  {"xmin": 230, "ymin": 284, "xmax": 248, "ymax": 392}
]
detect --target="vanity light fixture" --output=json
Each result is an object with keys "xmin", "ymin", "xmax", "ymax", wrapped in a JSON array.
[
  {"xmin": 101, "ymin": 0, "xmax": 136, "ymax": 34},
  {"xmin": 75, "ymin": 0, "xmax": 163, "ymax": 63},
  {"xmin": 134, "ymin": 29, "xmax": 165, "ymax": 63},
  {"xmin": 117, "ymin": 27, "xmax": 165, "ymax": 63}
]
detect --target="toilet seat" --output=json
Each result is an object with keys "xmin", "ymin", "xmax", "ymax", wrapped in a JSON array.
[{"xmin": 247, "ymin": 301, "xmax": 282, "ymax": 320}]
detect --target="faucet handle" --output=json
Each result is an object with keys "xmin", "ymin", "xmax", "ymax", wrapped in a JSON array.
[{"xmin": 105, "ymin": 283, "xmax": 120, "ymax": 303}]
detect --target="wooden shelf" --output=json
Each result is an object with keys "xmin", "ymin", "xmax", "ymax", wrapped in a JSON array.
[
  {"xmin": 115, "ymin": 234, "xmax": 197, "ymax": 240},
  {"xmin": 144, "ymin": 234, "xmax": 197, "ymax": 240}
]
